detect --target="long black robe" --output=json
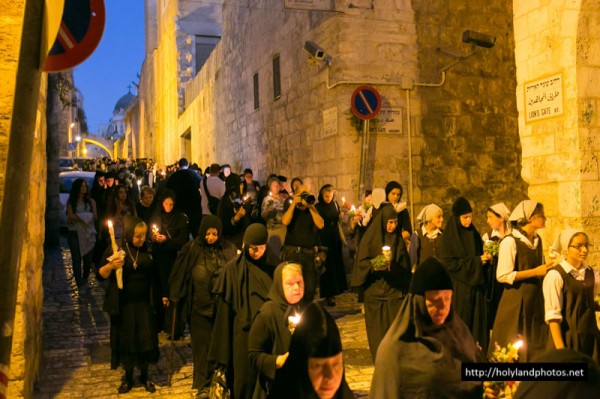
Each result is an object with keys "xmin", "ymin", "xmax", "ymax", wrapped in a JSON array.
[
  {"xmin": 150, "ymin": 200, "xmax": 189, "ymax": 334},
  {"xmin": 208, "ymin": 247, "xmax": 275, "ymax": 399},
  {"xmin": 370, "ymin": 294, "xmax": 483, "ymax": 399},
  {"xmin": 439, "ymin": 215, "xmax": 488, "ymax": 352},
  {"xmin": 350, "ymin": 205, "xmax": 412, "ymax": 360},
  {"xmin": 169, "ymin": 215, "xmax": 237, "ymax": 390},
  {"xmin": 101, "ymin": 216, "xmax": 159, "ymax": 370},
  {"xmin": 248, "ymin": 264, "xmax": 307, "ymax": 399},
  {"xmin": 315, "ymin": 198, "xmax": 348, "ymax": 298}
]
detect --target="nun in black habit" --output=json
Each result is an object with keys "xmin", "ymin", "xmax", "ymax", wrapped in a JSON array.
[
  {"xmin": 248, "ymin": 262, "xmax": 308, "ymax": 399},
  {"xmin": 169, "ymin": 215, "xmax": 237, "ymax": 394},
  {"xmin": 208, "ymin": 223, "xmax": 276, "ymax": 399},
  {"xmin": 350, "ymin": 205, "xmax": 412, "ymax": 361},
  {"xmin": 315, "ymin": 184, "xmax": 348, "ymax": 305},
  {"xmin": 439, "ymin": 197, "xmax": 490, "ymax": 352},
  {"xmin": 268, "ymin": 302, "xmax": 353, "ymax": 399},
  {"xmin": 99, "ymin": 216, "xmax": 159, "ymax": 394},
  {"xmin": 369, "ymin": 257, "xmax": 485, "ymax": 399}
]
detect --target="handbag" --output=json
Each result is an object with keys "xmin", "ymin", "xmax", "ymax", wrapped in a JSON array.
[{"xmin": 208, "ymin": 367, "xmax": 231, "ymax": 399}]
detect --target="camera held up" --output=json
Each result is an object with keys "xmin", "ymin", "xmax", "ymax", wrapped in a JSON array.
[{"xmin": 300, "ymin": 192, "xmax": 316, "ymax": 205}]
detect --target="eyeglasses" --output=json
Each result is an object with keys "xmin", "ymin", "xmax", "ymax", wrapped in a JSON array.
[{"xmin": 569, "ymin": 244, "xmax": 592, "ymax": 251}]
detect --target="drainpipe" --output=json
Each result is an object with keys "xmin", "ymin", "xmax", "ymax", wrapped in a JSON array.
[{"xmin": 0, "ymin": 0, "xmax": 44, "ymax": 390}]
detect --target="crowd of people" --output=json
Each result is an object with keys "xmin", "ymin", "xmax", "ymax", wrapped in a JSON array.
[{"xmin": 63, "ymin": 156, "xmax": 600, "ymax": 398}]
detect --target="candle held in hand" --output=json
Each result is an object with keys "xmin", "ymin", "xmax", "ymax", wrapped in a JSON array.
[{"xmin": 107, "ymin": 220, "xmax": 118, "ymax": 253}]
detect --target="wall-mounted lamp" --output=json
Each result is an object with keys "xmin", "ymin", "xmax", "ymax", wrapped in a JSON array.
[{"xmin": 462, "ymin": 30, "xmax": 496, "ymax": 49}]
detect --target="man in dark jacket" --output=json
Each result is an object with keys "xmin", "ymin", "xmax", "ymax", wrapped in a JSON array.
[{"xmin": 166, "ymin": 158, "xmax": 202, "ymax": 237}]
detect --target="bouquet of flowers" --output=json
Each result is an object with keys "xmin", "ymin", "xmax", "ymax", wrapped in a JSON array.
[
  {"xmin": 487, "ymin": 340, "xmax": 523, "ymax": 398},
  {"xmin": 370, "ymin": 255, "xmax": 389, "ymax": 271},
  {"xmin": 484, "ymin": 240, "xmax": 500, "ymax": 257}
]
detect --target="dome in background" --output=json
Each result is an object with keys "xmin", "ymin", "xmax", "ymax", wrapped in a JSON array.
[{"xmin": 113, "ymin": 89, "xmax": 135, "ymax": 114}]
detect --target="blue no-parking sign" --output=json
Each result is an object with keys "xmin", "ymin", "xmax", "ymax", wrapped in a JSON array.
[{"xmin": 351, "ymin": 86, "xmax": 381, "ymax": 120}]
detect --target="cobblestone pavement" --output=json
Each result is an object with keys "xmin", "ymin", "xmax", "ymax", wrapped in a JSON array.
[{"xmin": 35, "ymin": 241, "xmax": 373, "ymax": 398}]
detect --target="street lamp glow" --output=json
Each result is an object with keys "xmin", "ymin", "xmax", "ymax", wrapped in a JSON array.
[
  {"xmin": 70, "ymin": 122, "xmax": 75, "ymax": 128},
  {"xmin": 75, "ymin": 135, "xmax": 81, "ymax": 142}
]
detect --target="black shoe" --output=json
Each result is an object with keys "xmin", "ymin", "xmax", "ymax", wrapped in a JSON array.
[
  {"xmin": 143, "ymin": 381, "xmax": 156, "ymax": 393},
  {"xmin": 118, "ymin": 382, "xmax": 132, "ymax": 394}
]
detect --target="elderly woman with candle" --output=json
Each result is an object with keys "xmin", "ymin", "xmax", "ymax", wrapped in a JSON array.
[
  {"xmin": 268, "ymin": 302, "xmax": 353, "ymax": 399},
  {"xmin": 249, "ymin": 262, "xmax": 307, "ymax": 399},
  {"xmin": 370, "ymin": 257, "xmax": 491, "ymax": 399},
  {"xmin": 351, "ymin": 205, "xmax": 412, "ymax": 361},
  {"xmin": 99, "ymin": 216, "xmax": 159, "ymax": 394}
]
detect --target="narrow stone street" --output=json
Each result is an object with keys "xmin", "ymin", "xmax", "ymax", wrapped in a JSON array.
[{"xmin": 35, "ymin": 239, "xmax": 373, "ymax": 398}]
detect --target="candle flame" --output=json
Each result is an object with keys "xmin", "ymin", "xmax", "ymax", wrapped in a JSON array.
[
  {"xmin": 351, "ymin": 205, "xmax": 356, "ymax": 211},
  {"xmin": 514, "ymin": 340, "xmax": 523, "ymax": 350},
  {"xmin": 382, "ymin": 245, "xmax": 391, "ymax": 251},
  {"xmin": 137, "ymin": 179, "xmax": 142, "ymax": 186},
  {"xmin": 288, "ymin": 313, "xmax": 301, "ymax": 325},
  {"xmin": 342, "ymin": 197, "xmax": 346, "ymax": 203},
  {"xmin": 107, "ymin": 220, "xmax": 113, "ymax": 228}
]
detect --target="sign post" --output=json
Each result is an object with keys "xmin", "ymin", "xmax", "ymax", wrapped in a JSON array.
[{"xmin": 351, "ymin": 86, "xmax": 381, "ymax": 200}]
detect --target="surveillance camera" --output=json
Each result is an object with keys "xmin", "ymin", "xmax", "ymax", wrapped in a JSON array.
[
  {"xmin": 462, "ymin": 30, "xmax": 496, "ymax": 48},
  {"xmin": 304, "ymin": 41, "xmax": 326, "ymax": 60}
]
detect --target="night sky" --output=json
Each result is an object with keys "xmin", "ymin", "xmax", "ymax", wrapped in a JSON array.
[{"xmin": 73, "ymin": 1, "xmax": 144, "ymax": 135}]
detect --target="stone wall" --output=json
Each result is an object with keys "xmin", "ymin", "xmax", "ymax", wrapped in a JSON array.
[
  {"xmin": 176, "ymin": 0, "xmax": 420, "ymax": 203},
  {"xmin": 513, "ymin": 0, "xmax": 600, "ymax": 262},
  {"xmin": 0, "ymin": 1, "xmax": 47, "ymax": 397},
  {"xmin": 411, "ymin": 0, "xmax": 527, "ymax": 227},
  {"xmin": 8, "ymin": 75, "xmax": 47, "ymax": 399}
]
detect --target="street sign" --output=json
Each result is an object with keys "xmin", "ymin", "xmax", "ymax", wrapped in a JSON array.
[
  {"xmin": 43, "ymin": 0, "xmax": 106, "ymax": 72},
  {"xmin": 351, "ymin": 86, "xmax": 382, "ymax": 120},
  {"xmin": 284, "ymin": 0, "xmax": 334, "ymax": 11}
]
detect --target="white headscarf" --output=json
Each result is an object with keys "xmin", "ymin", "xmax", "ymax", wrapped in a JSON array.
[
  {"xmin": 371, "ymin": 188, "xmax": 386, "ymax": 209},
  {"xmin": 489, "ymin": 203, "xmax": 511, "ymax": 221},
  {"xmin": 416, "ymin": 204, "xmax": 442, "ymax": 224},
  {"xmin": 508, "ymin": 200, "xmax": 539, "ymax": 224},
  {"xmin": 551, "ymin": 228, "xmax": 585, "ymax": 253}
]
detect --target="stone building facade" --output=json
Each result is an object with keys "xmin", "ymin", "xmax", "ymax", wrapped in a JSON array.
[{"xmin": 135, "ymin": 0, "xmax": 600, "ymax": 258}]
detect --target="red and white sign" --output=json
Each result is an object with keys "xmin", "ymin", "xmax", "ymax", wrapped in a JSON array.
[{"xmin": 43, "ymin": 0, "xmax": 105, "ymax": 72}]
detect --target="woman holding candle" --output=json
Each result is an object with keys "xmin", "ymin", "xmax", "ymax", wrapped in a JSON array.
[
  {"xmin": 409, "ymin": 203, "xmax": 443, "ymax": 270},
  {"xmin": 383, "ymin": 181, "xmax": 413, "ymax": 243},
  {"xmin": 150, "ymin": 189, "xmax": 190, "ymax": 338},
  {"xmin": 169, "ymin": 215, "xmax": 237, "ymax": 397},
  {"xmin": 268, "ymin": 302, "xmax": 353, "ymax": 399},
  {"xmin": 218, "ymin": 173, "xmax": 251, "ymax": 248},
  {"xmin": 209, "ymin": 224, "xmax": 276, "ymax": 399},
  {"xmin": 66, "ymin": 178, "xmax": 97, "ymax": 292},
  {"xmin": 99, "ymin": 216, "xmax": 159, "ymax": 394},
  {"xmin": 543, "ymin": 229, "xmax": 600, "ymax": 361},
  {"xmin": 370, "ymin": 257, "xmax": 490, "ymax": 399},
  {"xmin": 261, "ymin": 176, "xmax": 288, "ymax": 260},
  {"xmin": 315, "ymin": 184, "xmax": 348, "ymax": 307},
  {"xmin": 440, "ymin": 197, "xmax": 491, "ymax": 353},
  {"xmin": 350, "ymin": 205, "xmax": 412, "ymax": 361},
  {"xmin": 489, "ymin": 200, "xmax": 553, "ymax": 362},
  {"xmin": 249, "ymin": 262, "xmax": 307, "ymax": 399}
]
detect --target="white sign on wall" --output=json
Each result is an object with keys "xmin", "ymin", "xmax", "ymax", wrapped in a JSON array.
[
  {"xmin": 284, "ymin": 0, "xmax": 334, "ymax": 11},
  {"xmin": 322, "ymin": 106, "xmax": 338, "ymax": 138},
  {"xmin": 369, "ymin": 107, "xmax": 403, "ymax": 134},
  {"xmin": 524, "ymin": 73, "xmax": 564, "ymax": 123}
]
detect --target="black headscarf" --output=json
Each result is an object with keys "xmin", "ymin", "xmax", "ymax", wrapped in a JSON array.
[
  {"xmin": 384, "ymin": 181, "xmax": 403, "ymax": 199},
  {"xmin": 153, "ymin": 189, "xmax": 179, "ymax": 231},
  {"xmin": 225, "ymin": 173, "xmax": 241, "ymax": 193},
  {"xmin": 123, "ymin": 215, "xmax": 146, "ymax": 247},
  {"xmin": 267, "ymin": 262, "xmax": 307, "ymax": 315},
  {"xmin": 268, "ymin": 302, "xmax": 353, "ymax": 399},
  {"xmin": 369, "ymin": 278, "xmax": 481, "ymax": 398},
  {"xmin": 315, "ymin": 184, "xmax": 340, "ymax": 232},
  {"xmin": 441, "ymin": 198, "xmax": 483, "ymax": 263},
  {"xmin": 351, "ymin": 205, "xmax": 411, "ymax": 289},
  {"xmin": 197, "ymin": 214, "xmax": 223, "ymax": 246}
]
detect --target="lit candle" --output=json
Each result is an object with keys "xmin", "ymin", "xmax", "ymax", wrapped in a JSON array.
[
  {"xmin": 288, "ymin": 312, "xmax": 302, "ymax": 333},
  {"xmin": 152, "ymin": 224, "xmax": 159, "ymax": 235},
  {"xmin": 107, "ymin": 220, "xmax": 118, "ymax": 253},
  {"xmin": 107, "ymin": 220, "xmax": 123, "ymax": 289},
  {"xmin": 341, "ymin": 197, "xmax": 346, "ymax": 204},
  {"xmin": 351, "ymin": 205, "xmax": 356, "ymax": 212},
  {"xmin": 137, "ymin": 179, "xmax": 142, "ymax": 187},
  {"xmin": 382, "ymin": 245, "xmax": 391, "ymax": 262}
]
